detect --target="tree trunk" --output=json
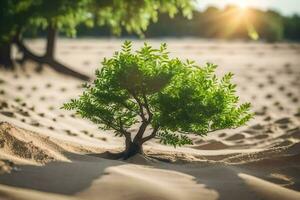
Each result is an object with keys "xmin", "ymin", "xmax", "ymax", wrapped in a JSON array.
[
  {"xmin": 121, "ymin": 124, "xmax": 158, "ymax": 159},
  {"xmin": 0, "ymin": 41, "xmax": 13, "ymax": 69},
  {"xmin": 45, "ymin": 25, "xmax": 57, "ymax": 59},
  {"xmin": 123, "ymin": 141, "xmax": 143, "ymax": 159}
]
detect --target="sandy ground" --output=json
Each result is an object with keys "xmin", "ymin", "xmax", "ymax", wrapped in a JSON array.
[{"xmin": 0, "ymin": 38, "xmax": 300, "ymax": 200}]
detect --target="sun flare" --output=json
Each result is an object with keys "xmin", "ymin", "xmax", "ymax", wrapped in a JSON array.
[{"xmin": 231, "ymin": 0, "xmax": 251, "ymax": 9}]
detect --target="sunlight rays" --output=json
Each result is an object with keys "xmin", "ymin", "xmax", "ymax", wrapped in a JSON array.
[{"xmin": 199, "ymin": 5, "xmax": 259, "ymax": 40}]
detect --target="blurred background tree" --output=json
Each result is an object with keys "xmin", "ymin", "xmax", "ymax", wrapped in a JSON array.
[
  {"xmin": 283, "ymin": 14, "xmax": 300, "ymax": 41},
  {"xmin": 145, "ymin": 6, "xmax": 288, "ymax": 42},
  {"xmin": 0, "ymin": 0, "xmax": 194, "ymax": 80},
  {"xmin": 0, "ymin": 0, "xmax": 32, "ymax": 69}
]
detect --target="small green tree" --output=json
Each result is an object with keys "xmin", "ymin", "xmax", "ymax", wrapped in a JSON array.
[{"xmin": 63, "ymin": 41, "xmax": 252, "ymax": 159}]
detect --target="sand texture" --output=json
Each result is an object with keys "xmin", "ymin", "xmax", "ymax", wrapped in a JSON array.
[{"xmin": 0, "ymin": 39, "xmax": 300, "ymax": 200}]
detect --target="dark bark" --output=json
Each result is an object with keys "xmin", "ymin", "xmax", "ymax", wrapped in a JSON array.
[
  {"xmin": 120, "ymin": 94, "xmax": 159, "ymax": 159},
  {"xmin": 45, "ymin": 25, "xmax": 57, "ymax": 59},
  {"xmin": 121, "ymin": 126, "xmax": 159, "ymax": 159},
  {"xmin": 0, "ymin": 41, "xmax": 13, "ymax": 69},
  {"xmin": 133, "ymin": 121, "xmax": 149, "ymax": 143},
  {"xmin": 123, "ymin": 141, "xmax": 143, "ymax": 159},
  {"xmin": 97, "ymin": 140, "xmax": 143, "ymax": 160},
  {"xmin": 14, "ymin": 36, "xmax": 90, "ymax": 81},
  {"xmin": 141, "ymin": 126, "xmax": 159, "ymax": 143},
  {"xmin": 100, "ymin": 126, "xmax": 159, "ymax": 160}
]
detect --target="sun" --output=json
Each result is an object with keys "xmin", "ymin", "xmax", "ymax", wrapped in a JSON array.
[
  {"xmin": 230, "ymin": 0, "xmax": 251, "ymax": 9},
  {"xmin": 237, "ymin": 2, "xmax": 248, "ymax": 9},
  {"xmin": 222, "ymin": 0, "xmax": 252, "ymax": 17},
  {"xmin": 236, "ymin": 6, "xmax": 248, "ymax": 18}
]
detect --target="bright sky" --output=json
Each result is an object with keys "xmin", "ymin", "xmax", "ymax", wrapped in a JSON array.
[{"xmin": 197, "ymin": 0, "xmax": 300, "ymax": 16}]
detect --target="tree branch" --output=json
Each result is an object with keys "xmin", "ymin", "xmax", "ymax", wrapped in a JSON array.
[
  {"xmin": 131, "ymin": 93, "xmax": 146, "ymax": 122},
  {"xmin": 116, "ymin": 117, "xmax": 131, "ymax": 145},
  {"xmin": 142, "ymin": 93, "xmax": 152, "ymax": 122},
  {"xmin": 133, "ymin": 121, "xmax": 149, "ymax": 143},
  {"xmin": 132, "ymin": 92, "xmax": 155, "ymax": 143},
  {"xmin": 118, "ymin": 117, "xmax": 131, "ymax": 137},
  {"xmin": 141, "ymin": 126, "xmax": 159, "ymax": 144},
  {"xmin": 118, "ymin": 100, "xmax": 141, "ymax": 119},
  {"xmin": 127, "ymin": 90, "xmax": 157, "ymax": 144}
]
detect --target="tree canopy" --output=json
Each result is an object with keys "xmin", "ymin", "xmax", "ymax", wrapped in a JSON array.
[
  {"xmin": 1, "ymin": 0, "xmax": 194, "ymax": 40},
  {"xmin": 63, "ymin": 41, "xmax": 252, "ymax": 158},
  {"xmin": 0, "ymin": 0, "xmax": 195, "ymax": 78}
]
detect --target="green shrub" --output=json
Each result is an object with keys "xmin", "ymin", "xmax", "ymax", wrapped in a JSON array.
[{"xmin": 63, "ymin": 41, "xmax": 252, "ymax": 158}]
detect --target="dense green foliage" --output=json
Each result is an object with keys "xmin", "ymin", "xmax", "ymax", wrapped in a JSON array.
[
  {"xmin": 63, "ymin": 41, "xmax": 252, "ymax": 147},
  {"xmin": 0, "ymin": 0, "xmax": 33, "ymax": 44},
  {"xmin": 26, "ymin": 0, "xmax": 91, "ymax": 37},
  {"xmin": 1, "ymin": 0, "xmax": 194, "ymax": 42},
  {"xmin": 89, "ymin": 0, "xmax": 193, "ymax": 36}
]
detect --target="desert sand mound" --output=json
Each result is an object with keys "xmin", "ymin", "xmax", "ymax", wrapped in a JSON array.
[
  {"xmin": 0, "ymin": 122, "xmax": 68, "ymax": 165},
  {"xmin": 0, "ymin": 121, "xmax": 106, "ymax": 170}
]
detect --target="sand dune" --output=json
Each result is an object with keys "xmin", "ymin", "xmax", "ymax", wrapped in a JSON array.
[
  {"xmin": 0, "ymin": 122, "xmax": 68, "ymax": 165},
  {"xmin": 239, "ymin": 174, "xmax": 300, "ymax": 200},
  {"xmin": 78, "ymin": 164, "xmax": 219, "ymax": 200},
  {"xmin": 0, "ymin": 39, "xmax": 299, "ymax": 199},
  {"xmin": 0, "ymin": 184, "xmax": 77, "ymax": 200}
]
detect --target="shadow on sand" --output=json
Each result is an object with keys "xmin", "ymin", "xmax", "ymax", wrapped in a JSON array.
[{"xmin": 0, "ymin": 152, "xmax": 125, "ymax": 194}]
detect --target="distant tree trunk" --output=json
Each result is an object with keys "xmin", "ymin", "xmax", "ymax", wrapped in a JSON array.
[
  {"xmin": 43, "ymin": 25, "xmax": 90, "ymax": 80},
  {"xmin": 0, "ymin": 41, "xmax": 13, "ymax": 69},
  {"xmin": 45, "ymin": 25, "xmax": 57, "ymax": 59}
]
